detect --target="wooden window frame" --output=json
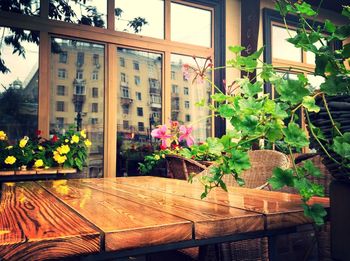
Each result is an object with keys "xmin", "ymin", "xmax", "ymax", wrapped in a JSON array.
[{"xmin": 0, "ymin": 0, "xmax": 225, "ymax": 177}]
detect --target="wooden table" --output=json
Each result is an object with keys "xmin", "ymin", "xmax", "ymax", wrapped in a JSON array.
[{"xmin": 0, "ymin": 176, "xmax": 329, "ymax": 260}]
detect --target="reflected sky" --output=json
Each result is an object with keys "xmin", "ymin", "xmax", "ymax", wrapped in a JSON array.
[{"xmin": 0, "ymin": 27, "xmax": 38, "ymax": 91}]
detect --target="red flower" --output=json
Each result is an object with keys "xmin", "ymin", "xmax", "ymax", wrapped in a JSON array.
[
  {"xmin": 52, "ymin": 135, "xmax": 58, "ymax": 142},
  {"xmin": 171, "ymin": 143, "xmax": 180, "ymax": 150},
  {"xmin": 160, "ymin": 144, "xmax": 167, "ymax": 150},
  {"xmin": 36, "ymin": 130, "xmax": 42, "ymax": 136}
]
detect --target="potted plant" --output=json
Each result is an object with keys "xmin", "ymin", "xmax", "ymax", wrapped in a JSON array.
[{"xmin": 176, "ymin": 0, "xmax": 350, "ymax": 230}]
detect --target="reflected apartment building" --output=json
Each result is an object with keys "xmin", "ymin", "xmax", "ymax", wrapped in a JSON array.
[{"xmin": 50, "ymin": 43, "xmax": 209, "ymax": 152}]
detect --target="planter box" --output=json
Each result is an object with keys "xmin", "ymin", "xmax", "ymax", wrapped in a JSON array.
[{"xmin": 0, "ymin": 168, "xmax": 77, "ymax": 176}]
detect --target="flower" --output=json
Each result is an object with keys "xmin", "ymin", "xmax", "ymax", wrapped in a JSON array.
[
  {"xmin": 38, "ymin": 145, "xmax": 44, "ymax": 151},
  {"xmin": 179, "ymin": 126, "xmax": 195, "ymax": 146},
  {"xmin": 0, "ymin": 131, "xmax": 7, "ymax": 140},
  {"xmin": 36, "ymin": 130, "xmax": 42, "ymax": 136},
  {"xmin": 19, "ymin": 136, "xmax": 29, "ymax": 148},
  {"xmin": 6, "ymin": 146, "xmax": 13, "ymax": 150},
  {"xmin": 80, "ymin": 129, "xmax": 87, "ymax": 139},
  {"xmin": 151, "ymin": 125, "xmax": 171, "ymax": 148},
  {"xmin": 71, "ymin": 135, "xmax": 79, "ymax": 144},
  {"xmin": 52, "ymin": 135, "xmax": 58, "ymax": 142},
  {"xmin": 84, "ymin": 139, "xmax": 92, "ymax": 147},
  {"xmin": 5, "ymin": 156, "xmax": 16, "ymax": 165},
  {"xmin": 154, "ymin": 155, "xmax": 160, "ymax": 160},
  {"xmin": 34, "ymin": 159, "xmax": 44, "ymax": 168},
  {"xmin": 57, "ymin": 144, "xmax": 70, "ymax": 155},
  {"xmin": 53, "ymin": 151, "xmax": 67, "ymax": 164}
]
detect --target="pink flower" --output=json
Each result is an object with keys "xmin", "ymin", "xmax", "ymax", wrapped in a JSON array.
[
  {"xmin": 151, "ymin": 125, "xmax": 171, "ymax": 148},
  {"xmin": 182, "ymin": 64, "xmax": 190, "ymax": 81},
  {"xmin": 178, "ymin": 125, "xmax": 195, "ymax": 146}
]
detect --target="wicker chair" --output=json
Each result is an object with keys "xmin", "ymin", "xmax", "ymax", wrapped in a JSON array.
[
  {"xmin": 274, "ymin": 153, "xmax": 333, "ymax": 261},
  {"xmin": 165, "ymin": 154, "xmax": 207, "ymax": 180}
]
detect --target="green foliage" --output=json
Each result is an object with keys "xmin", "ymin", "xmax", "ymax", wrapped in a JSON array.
[{"xmin": 283, "ymin": 123, "xmax": 309, "ymax": 149}]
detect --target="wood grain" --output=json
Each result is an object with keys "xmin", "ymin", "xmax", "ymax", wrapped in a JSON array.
[
  {"xmin": 39, "ymin": 179, "xmax": 193, "ymax": 251},
  {"xmin": 0, "ymin": 182, "xmax": 100, "ymax": 260},
  {"xmin": 79, "ymin": 178, "xmax": 264, "ymax": 239},
  {"xmin": 110, "ymin": 176, "xmax": 329, "ymax": 229}
]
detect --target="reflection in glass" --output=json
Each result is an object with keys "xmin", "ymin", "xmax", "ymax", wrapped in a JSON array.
[
  {"xmin": 116, "ymin": 48, "xmax": 162, "ymax": 176},
  {"xmin": 50, "ymin": 38, "xmax": 105, "ymax": 177},
  {"xmin": 115, "ymin": 0, "xmax": 164, "ymax": 39},
  {"xmin": 171, "ymin": 54, "xmax": 212, "ymax": 142},
  {"xmin": 0, "ymin": 0, "xmax": 40, "ymax": 15},
  {"xmin": 171, "ymin": 3, "xmax": 211, "ymax": 47},
  {"xmin": 49, "ymin": 0, "xmax": 106, "ymax": 28},
  {"xmin": 0, "ymin": 27, "xmax": 39, "ymax": 140},
  {"xmin": 272, "ymin": 25, "xmax": 302, "ymax": 62}
]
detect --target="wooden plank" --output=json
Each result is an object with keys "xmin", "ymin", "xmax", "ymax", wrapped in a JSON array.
[
  {"xmin": 39, "ymin": 179, "xmax": 193, "ymax": 252},
  {"xmin": 79, "ymin": 178, "xmax": 264, "ymax": 239},
  {"xmin": 15, "ymin": 169, "xmax": 37, "ymax": 175},
  {"xmin": 0, "ymin": 181, "xmax": 100, "ymax": 260},
  {"xmin": 0, "ymin": 170, "xmax": 15, "ymax": 176},
  {"xmin": 110, "ymin": 176, "xmax": 329, "ymax": 229}
]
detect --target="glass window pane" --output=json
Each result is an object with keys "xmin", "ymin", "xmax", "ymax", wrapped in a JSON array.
[
  {"xmin": 171, "ymin": 54, "xmax": 212, "ymax": 142},
  {"xmin": 0, "ymin": 0, "xmax": 40, "ymax": 16},
  {"xmin": 272, "ymin": 25, "xmax": 302, "ymax": 62},
  {"xmin": 306, "ymin": 40, "xmax": 325, "ymax": 65},
  {"xmin": 115, "ymin": 0, "xmax": 164, "ymax": 39},
  {"xmin": 116, "ymin": 48, "xmax": 162, "ymax": 176},
  {"xmin": 50, "ymin": 38, "xmax": 105, "ymax": 177},
  {"xmin": 307, "ymin": 74, "xmax": 325, "ymax": 91},
  {"xmin": 171, "ymin": 3, "xmax": 211, "ymax": 47},
  {"xmin": 0, "ymin": 27, "xmax": 39, "ymax": 140},
  {"xmin": 49, "ymin": 0, "xmax": 106, "ymax": 28}
]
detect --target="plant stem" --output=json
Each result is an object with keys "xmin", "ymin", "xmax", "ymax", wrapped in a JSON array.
[
  {"xmin": 305, "ymin": 110, "xmax": 341, "ymax": 165},
  {"xmin": 321, "ymin": 93, "xmax": 343, "ymax": 136}
]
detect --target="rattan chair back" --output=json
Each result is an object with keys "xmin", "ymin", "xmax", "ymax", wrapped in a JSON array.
[{"xmin": 165, "ymin": 154, "xmax": 207, "ymax": 180}]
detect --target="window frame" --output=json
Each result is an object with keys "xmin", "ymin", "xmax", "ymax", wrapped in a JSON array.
[{"xmin": 0, "ymin": 0, "xmax": 226, "ymax": 177}]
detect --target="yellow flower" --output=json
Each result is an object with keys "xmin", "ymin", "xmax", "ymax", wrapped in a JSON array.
[
  {"xmin": 6, "ymin": 146, "xmax": 13, "ymax": 150},
  {"xmin": 34, "ymin": 159, "xmax": 44, "ymax": 168},
  {"xmin": 0, "ymin": 131, "xmax": 7, "ymax": 140},
  {"xmin": 161, "ymin": 154, "xmax": 165, "ymax": 159},
  {"xmin": 57, "ymin": 144, "xmax": 70, "ymax": 155},
  {"xmin": 154, "ymin": 155, "xmax": 160, "ymax": 160},
  {"xmin": 80, "ymin": 129, "xmax": 87, "ymax": 139},
  {"xmin": 84, "ymin": 139, "xmax": 92, "ymax": 147},
  {"xmin": 65, "ymin": 139, "xmax": 69, "ymax": 143},
  {"xmin": 38, "ymin": 145, "xmax": 44, "ymax": 151},
  {"xmin": 19, "ymin": 136, "xmax": 29, "ymax": 148},
  {"xmin": 53, "ymin": 152, "xmax": 67, "ymax": 164},
  {"xmin": 4, "ymin": 156, "xmax": 16, "ymax": 165},
  {"xmin": 71, "ymin": 135, "xmax": 79, "ymax": 143}
]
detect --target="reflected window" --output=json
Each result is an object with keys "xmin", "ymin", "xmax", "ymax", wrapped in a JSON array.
[
  {"xmin": 50, "ymin": 37, "xmax": 105, "ymax": 177},
  {"xmin": 171, "ymin": 54, "xmax": 212, "ymax": 142},
  {"xmin": 272, "ymin": 25, "xmax": 302, "ymax": 62},
  {"xmin": 59, "ymin": 52, "xmax": 68, "ymax": 63},
  {"xmin": 171, "ymin": 3, "xmax": 211, "ymax": 47},
  {"xmin": 120, "ymin": 57, "xmax": 125, "ymax": 67},
  {"xmin": 0, "ymin": 27, "xmax": 39, "ymax": 140},
  {"xmin": 57, "ymin": 85, "xmax": 66, "ymax": 96},
  {"xmin": 115, "ymin": 0, "xmax": 164, "ymax": 39},
  {"xmin": 116, "ymin": 47, "xmax": 162, "ymax": 176},
  {"xmin": 50, "ymin": 0, "xmax": 106, "ymax": 28},
  {"xmin": 133, "ymin": 61, "xmax": 140, "ymax": 70}
]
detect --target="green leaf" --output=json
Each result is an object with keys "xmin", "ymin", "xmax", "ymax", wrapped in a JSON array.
[
  {"xmin": 283, "ymin": 122, "xmax": 309, "ymax": 148},
  {"xmin": 195, "ymin": 99, "xmax": 205, "ymax": 107},
  {"xmin": 334, "ymin": 25, "xmax": 350, "ymax": 40},
  {"xmin": 207, "ymin": 137, "xmax": 224, "ymax": 156},
  {"xmin": 320, "ymin": 76, "xmax": 350, "ymax": 95},
  {"xmin": 228, "ymin": 45, "xmax": 245, "ymax": 54},
  {"xmin": 266, "ymin": 122, "xmax": 284, "ymax": 142},
  {"xmin": 315, "ymin": 54, "xmax": 328, "ymax": 76},
  {"xmin": 302, "ymin": 203, "xmax": 327, "ymax": 226},
  {"xmin": 275, "ymin": 79, "xmax": 311, "ymax": 105},
  {"xmin": 342, "ymin": 43, "xmax": 350, "ymax": 59},
  {"xmin": 227, "ymin": 150, "xmax": 251, "ymax": 174},
  {"xmin": 342, "ymin": 6, "xmax": 350, "ymax": 19},
  {"xmin": 268, "ymin": 167, "xmax": 294, "ymax": 190},
  {"xmin": 218, "ymin": 104, "xmax": 235, "ymax": 118},
  {"xmin": 303, "ymin": 160, "xmax": 322, "ymax": 177},
  {"xmin": 241, "ymin": 81, "xmax": 263, "ymax": 96},
  {"xmin": 261, "ymin": 64, "xmax": 275, "ymax": 82},
  {"xmin": 211, "ymin": 93, "xmax": 227, "ymax": 103},
  {"xmin": 302, "ymin": 96, "xmax": 320, "ymax": 112},
  {"xmin": 332, "ymin": 133, "xmax": 350, "ymax": 160},
  {"xmin": 324, "ymin": 19, "xmax": 336, "ymax": 33},
  {"xmin": 249, "ymin": 47, "xmax": 264, "ymax": 59},
  {"xmin": 295, "ymin": 2, "xmax": 317, "ymax": 16}
]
